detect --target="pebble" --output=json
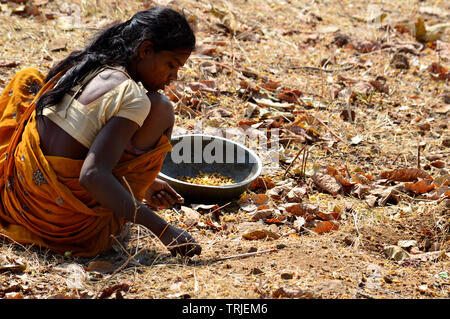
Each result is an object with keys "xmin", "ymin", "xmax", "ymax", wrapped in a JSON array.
[
  {"xmin": 249, "ymin": 268, "xmax": 264, "ymax": 275},
  {"xmin": 281, "ymin": 273, "xmax": 294, "ymax": 280},
  {"xmin": 443, "ymin": 137, "xmax": 450, "ymax": 147},
  {"xmin": 418, "ymin": 285, "xmax": 428, "ymax": 293}
]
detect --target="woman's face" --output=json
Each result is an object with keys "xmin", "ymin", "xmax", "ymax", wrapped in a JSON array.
[{"xmin": 135, "ymin": 42, "xmax": 191, "ymax": 92}]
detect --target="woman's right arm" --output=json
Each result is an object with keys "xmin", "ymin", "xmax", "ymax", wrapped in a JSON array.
[{"xmin": 79, "ymin": 116, "xmax": 201, "ymax": 257}]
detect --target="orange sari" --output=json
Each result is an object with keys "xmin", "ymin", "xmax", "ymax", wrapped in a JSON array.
[{"xmin": 0, "ymin": 68, "xmax": 172, "ymax": 257}]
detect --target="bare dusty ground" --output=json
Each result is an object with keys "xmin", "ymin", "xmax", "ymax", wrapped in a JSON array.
[{"xmin": 0, "ymin": 0, "xmax": 449, "ymax": 299}]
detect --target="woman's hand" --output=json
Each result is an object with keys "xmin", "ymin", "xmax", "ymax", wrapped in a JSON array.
[
  {"xmin": 144, "ymin": 178, "xmax": 184, "ymax": 209},
  {"xmin": 159, "ymin": 225, "xmax": 202, "ymax": 257}
]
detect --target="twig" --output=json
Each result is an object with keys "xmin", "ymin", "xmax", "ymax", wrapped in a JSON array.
[
  {"xmin": 292, "ymin": 65, "xmax": 354, "ymax": 73},
  {"xmin": 122, "ymin": 176, "xmax": 139, "ymax": 255},
  {"xmin": 0, "ymin": 233, "xmax": 31, "ymax": 253},
  {"xmin": 210, "ymin": 202, "xmax": 232, "ymax": 214},
  {"xmin": 212, "ymin": 248, "xmax": 278, "ymax": 262},
  {"xmin": 417, "ymin": 142, "xmax": 425, "ymax": 169},
  {"xmin": 283, "ymin": 145, "xmax": 307, "ymax": 179},
  {"xmin": 392, "ymin": 153, "xmax": 401, "ymax": 166},
  {"xmin": 110, "ymin": 234, "xmax": 131, "ymax": 258},
  {"xmin": 311, "ymin": 114, "xmax": 347, "ymax": 144},
  {"xmin": 356, "ymin": 289, "xmax": 376, "ymax": 299},
  {"xmin": 301, "ymin": 147, "xmax": 310, "ymax": 180}
]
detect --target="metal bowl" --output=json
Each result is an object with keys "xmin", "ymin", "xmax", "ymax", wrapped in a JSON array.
[{"xmin": 158, "ymin": 134, "xmax": 262, "ymax": 204}]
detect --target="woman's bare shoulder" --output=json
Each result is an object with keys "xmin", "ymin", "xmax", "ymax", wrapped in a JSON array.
[{"xmin": 77, "ymin": 68, "xmax": 130, "ymax": 105}]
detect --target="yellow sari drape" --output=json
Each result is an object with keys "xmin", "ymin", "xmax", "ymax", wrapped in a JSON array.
[{"xmin": 0, "ymin": 68, "xmax": 171, "ymax": 257}]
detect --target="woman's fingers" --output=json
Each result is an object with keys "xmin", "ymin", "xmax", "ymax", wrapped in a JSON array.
[
  {"xmin": 151, "ymin": 195, "xmax": 163, "ymax": 209},
  {"xmin": 163, "ymin": 184, "xmax": 184, "ymax": 203},
  {"xmin": 162, "ymin": 226, "xmax": 202, "ymax": 257}
]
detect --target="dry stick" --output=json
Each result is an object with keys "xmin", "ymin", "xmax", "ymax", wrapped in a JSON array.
[
  {"xmin": 302, "ymin": 147, "xmax": 310, "ymax": 179},
  {"xmin": 417, "ymin": 142, "xmax": 426, "ymax": 169},
  {"xmin": 283, "ymin": 145, "xmax": 307, "ymax": 179},
  {"xmin": 210, "ymin": 202, "xmax": 232, "ymax": 214},
  {"xmin": 311, "ymin": 114, "xmax": 347, "ymax": 144},
  {"xmin": 291, "ymin": 65, "xmax": 354, "ymax": 73},
  {"xmin": 392, "ymin": 153, "xmax": 402, "ymax": 167},
  {"xmin": 355, "ymin": 289, "xmax": 375, "ymax": 299},
  {"xmin": 301, "ymin": 147, "xmax": 307, "ymax": 179},
  {"xmin": 212, "ymin": 248, "xmax": 278, "ymax": 262},
  {"xmin": 0, "ymin": 233, "xmax": 31, "ymax": 253},
  {"xmin": 110, "ymin": 234, "xmax": 131, "ymax": 258},
  {"xmin": 344, "ymin": 163, "xmax": 352, "ymax": 179},
  {"xmin": 122, "ymin": 176, "xmax": 139, "ymax": 256}
]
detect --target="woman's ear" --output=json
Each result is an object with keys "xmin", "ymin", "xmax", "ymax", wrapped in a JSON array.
[{"xmin": 138, "ymin": 40, "xmax": 154, "ymax": 59}]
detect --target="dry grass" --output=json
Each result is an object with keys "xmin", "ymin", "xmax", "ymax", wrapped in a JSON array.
[{"xmin": 1, "ymin": 0, "xmax": 449, "ymax": 299}]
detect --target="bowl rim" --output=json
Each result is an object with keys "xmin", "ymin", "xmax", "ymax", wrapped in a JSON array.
[{"xmin": 158, "ymin": 134, "xmax": 263, "ymax": 189}]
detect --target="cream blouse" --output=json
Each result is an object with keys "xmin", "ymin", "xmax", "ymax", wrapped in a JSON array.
[{"xmin": 42, "ymin": 67, "xmax": 151, "ymax": 149}]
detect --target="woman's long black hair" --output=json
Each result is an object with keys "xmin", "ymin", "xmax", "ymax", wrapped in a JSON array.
[{"xmin": 36, "ymin": 6, "xmax": 195, "ymax": 115}]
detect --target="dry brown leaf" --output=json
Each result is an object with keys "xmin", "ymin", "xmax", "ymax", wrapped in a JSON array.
[
  {"xmin": 369, "ymin": 76, "xmax": 389, "ymax": 94},
  {"xmin": 314, "ymin": 221, "xmax": 339, "ymax": 234},
  {"xmin": 250, "ymin": 210, "xmax": 273, "ymax": 222},
  {"xmin": 249, "ymin": 176, "xmax": 276, "ymax": 192},
  {"xmin": 286, "ymin": 186, "xmax": 307, "ymax": 202},
  {"xmin": 187, "ymin": 80, "xmax": 218, "ymax": 93},
  {"xmin": 98, "ymin": 282, "xmax": 130, "ymax": 299},
  {"xmin": 264, "ymin": 218, "xmax": 284, "ymax": 225},
  {"xmin": 427, "ymin": 62, "xmax": 450, "ymax": 81},
  {"xmin": 254, "ymin": 193, "xmax": 269, "ymax": 206},
  {"xmin": 404, "ymin": 180, "xmax": 437, "ymax": 194},
  {"xmin": 86, "ymin": 260, "xmax": 115, "ymax": 274},
  {"xmin": 205, "ymin": 219, "xmax": 227, "ymax": 231},
  {"xmin": 352, "ymin": 81, "xmax": 374, "ymax": 96},
  {"xmin": 379, "ymin": 168, "xmax": 433, "ymax": 182},
  {"xmin": 196, "ymin": 44, "xmax": 217, "ymax": 56},
  {"xmin": 349, "ymin": 40, "xmax": 381, "ymax": 53},
  {"xmin": 312, "ymin": 172, "xmax": 342, "ymax": 195},
  {"xmin": 282, "ymin": 203, "xmax": 319, "ymax": 220},
  {"xmin": 180, "ymin": 206, "xmax": 200, "ymax": 227},
  {"xmin": 370, "ymin": 186, "xmax": 399, "ymax": 207},
  {"xmin": 277, "ymin": 88, "xmax": 303, "ymax": 104},
  {"xmin": 430, "ymin": 160, "xmax": 445, "ymax": 168},
  {"xmin": 242, "ymin": 228, "xmax": 280, "ymax": 240},
  {"xmin": 317, "ymin": 211, "xmax": 341, "ymax": 221}
]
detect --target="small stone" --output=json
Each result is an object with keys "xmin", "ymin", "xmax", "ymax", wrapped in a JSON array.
[
  {"xmin": 249, "ymin": 268, "xmax": 264, "ymax": 275},
  {"xmin": 333, "ymin": 33, "xmax": 351, "ymax": 47},
  {"xmin": 418, "ymin": 285, "xmax": 428, "ymax": 293},
  {"xmin": 442, "ymin": 137, "xmax": 450, "ymax": 147},
  {"xmin": 281, "ymin": 273, "xmax": 294, "ymax": 280},
  {"xmin": 383, "ymin": 276, "xmax": 393, "ymax": 284},
  {"xmin": 343, "ymin": 235, "xmax": 356, "ymax": 246},
  {"xmin": 390, "ymin": 52, "xmax": 409, "ymax": 69}
]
